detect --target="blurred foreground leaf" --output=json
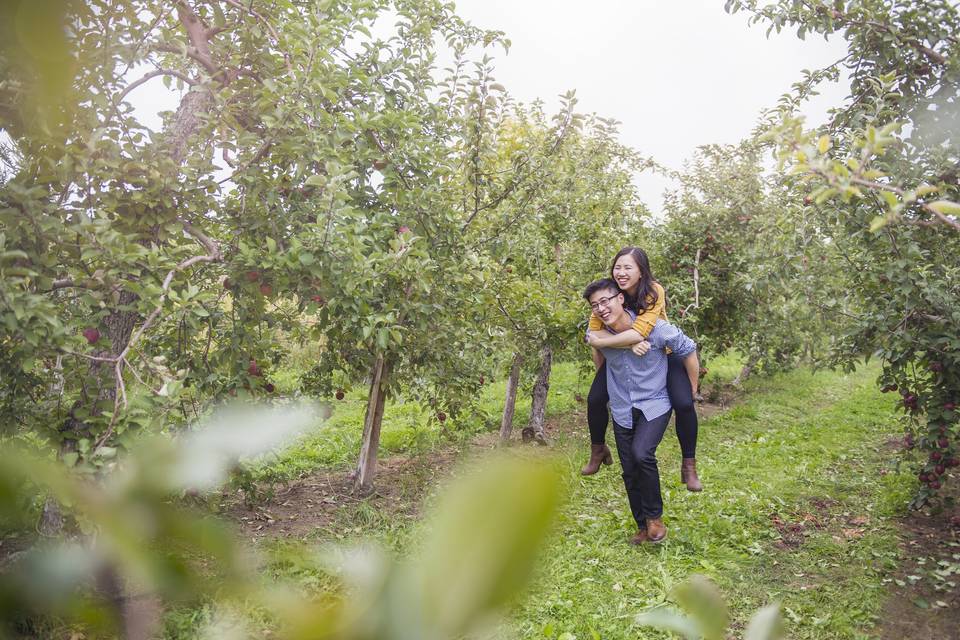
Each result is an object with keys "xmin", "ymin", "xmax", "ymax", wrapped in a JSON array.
[
  {"xmin": 2, "ymin": 427, "xmax": 562, "ymax": 640},
  {"xmin": 636, "ymin": 575, "xmax": 782, "ymax": 640},
  {"xmin": 285, "ymin": 454, "xmax": 563, "ymax": 640},
  {"xmin": 0, "ymin": 401, "xmax": 323, "ymax": 634}
]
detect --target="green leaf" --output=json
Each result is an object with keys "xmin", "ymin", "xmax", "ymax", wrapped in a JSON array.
[
  {"xmin": 927, "ymin": 200, "xmax": 960, "ymax": 216},
  {"xmin": 672, "ymin": 575, "xmax": 729, "ymax": 640},
  {"xmin": 418, "ymin": 456, "xmax": 562, "ymax": 637},
  {"xmin": 816, "ymin": 135, "xmax": 830, "ymax": 154},
  {"xmin": 745, "ymin": 603, "xmax": 785, "ymax": 640},
  {"xmin": 869, "ymin": 215, "xmax": 889, "ymax": 232},
  {"xmin": 635, "ymin": 607, "xmax": 702, "ymax": 639},
  {"xmin": 158, "ymin": 402, "xmax": 323, "ymax": 492}
]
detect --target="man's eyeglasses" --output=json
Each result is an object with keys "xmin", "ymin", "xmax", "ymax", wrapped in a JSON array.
[{"xmin": 589, "ymin": 295, "xmax": 619, "ymax": 312}]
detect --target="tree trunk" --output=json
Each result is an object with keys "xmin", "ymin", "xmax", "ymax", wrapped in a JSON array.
[
  {"xmin": 39, "ymin": 2, "xmax": 221, "ymax": 538},
  {"xmin": 523, "ymin": 345, "xmax": 551, "ymax": 446},
  {"xmin": 354, "ymin": 355, "xmax": 390, "ymax": 495},
  {"xmin": 499, "ymin": 354, "xmax": 523, "ymax": 442},
  {"xmin": 732, "ymin": 354, "xmax": 758, "ymax": 387}
]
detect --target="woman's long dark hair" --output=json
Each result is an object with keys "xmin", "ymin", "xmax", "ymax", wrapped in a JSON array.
[{"xmin": 610, "ymin": 246, "xmax": 660, "ymax": 313}]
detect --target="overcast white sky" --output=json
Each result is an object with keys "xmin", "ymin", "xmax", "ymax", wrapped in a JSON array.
[{"xmin": 447, "ymin": 0, "xmax": 851, "ymax": 211}]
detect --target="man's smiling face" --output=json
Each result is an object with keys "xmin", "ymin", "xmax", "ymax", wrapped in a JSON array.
[{"xmin": 588, "ymin": 286, "xmax": 624, "ymax": 325}]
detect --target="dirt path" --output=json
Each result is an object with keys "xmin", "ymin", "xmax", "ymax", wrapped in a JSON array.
[
  {"xmin": 226, "ymin": 392, "xmax": 736, "ymax": 542},
  {"xmin": 875, "ymin": 481, "xmax": 960, "ymax": 639}
]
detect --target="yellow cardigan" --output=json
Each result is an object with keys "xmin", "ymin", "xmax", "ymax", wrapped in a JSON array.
[{"xmin": 588, "ymin": 282, "xmax": 668, "ymax": 336}]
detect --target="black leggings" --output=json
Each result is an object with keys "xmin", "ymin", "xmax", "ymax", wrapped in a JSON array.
[{"xmin": 587, "ymin": 353, "xmax": 698, "ymax": 458}]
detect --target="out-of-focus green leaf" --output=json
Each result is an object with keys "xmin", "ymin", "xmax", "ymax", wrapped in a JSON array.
[
  {"xmin": 744, "ymin": 603, "xmax": 785, "ymax": 640},
  {"xmin": 635, "ymin": 606, "xmax": 701, "ymax": 639},
  {"xmin": 672, "ymin": 574, "xmax": 729, "ymax": 640},
  {"xmin": 417, "ymin": 455, "xmax": 562, "ymax": 636},
  {"xmin": 148, "ymin": 402, "xmax": 324, "ymax": 493},
  {"xmin": 928, "ymin": 200, "xmax": 960, "ymax": 216},
  {"xmin": 869, "ymin": 215, "xmax": 890, "ymax": 232}
]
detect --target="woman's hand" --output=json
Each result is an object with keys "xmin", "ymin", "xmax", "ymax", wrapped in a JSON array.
[
  {"xmin": 631, "ymin": 341, "xmax": 651, "ymax": 356},
  {"xmin": 585, "ymin": 333, "xmax": 608, "ymax": 348}
]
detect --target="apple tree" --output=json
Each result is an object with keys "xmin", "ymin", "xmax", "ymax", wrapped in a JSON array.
[{"xmin": 727, "ymin": 0, "xmax": 960, "ymax": 503}]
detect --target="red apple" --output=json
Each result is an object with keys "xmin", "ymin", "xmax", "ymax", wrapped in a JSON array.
[
  {"xmin": 938, "ymin": 437, "xmax": 949, "ymax": 448},
  {"xmin": 932, "ymin": 451, "xmax": 942, "ymax": 461},
  {"xmin": 930, "ymin": 480, "xmax": 941, "ymax": 489},
  {"xmin": 247, "ymin": 359, "xmax": 261, "ymax": 377},
  {"xmin": 335, "ymin": 389, "xmax": 345, "ymax": 400},
  {"xmin": 929, "ymin": 361, "xmax": 944, "ymax": 373},
  {"xmin": 82, "ymin": 327, "xmax": 100, "ymax": 344},
  {"xmin": 944, "ymin": 402, "xmax": 957, "ymax": 411},
  {"xmin": 936, "ymin": 464, "xmax": 946, "ymax": 475},
  {"xmin": 310, "ymin": 294, "xmax": 325, "ymax": 304},
  {"xmin": 259, "ymin": 283, "xmax": 272, "ymax": 296},
  {"xmin": 397, "ymin": 225, "xmax": 411, "ymax": 234},
  {"xmin": 264, "ymin": 383, "xmax": 275, "ymax": 393},
  {"xmin": 245, "ymin": 270, "xmax": 260, "ymax": 282},
  {"xmin": 436, "ymin": 411, "xmax": 446, "ymax": 422}
]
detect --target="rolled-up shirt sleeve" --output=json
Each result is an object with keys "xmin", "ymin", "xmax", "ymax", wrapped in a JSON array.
[{"xmin": 648, "ymin": 321, "xmax": 696, "ymax": 358}]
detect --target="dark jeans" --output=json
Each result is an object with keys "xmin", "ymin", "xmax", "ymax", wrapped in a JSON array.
[
  {"xmin": 587, "ymin": 353, "xmax": 698, "ymax": 458},
  {"xmin": 613, "ymin": 408, "xmax": 672, "ymax": 526}
]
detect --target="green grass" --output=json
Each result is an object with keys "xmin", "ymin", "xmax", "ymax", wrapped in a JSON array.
[
  {"xmin": 166, "ymin": 361, "xmax": 912, "ymax": 640},
  {"xmin": 249, "ymin": 360, "xmax": 594, "ymax": 483},
  {"xmin": 510, "ymin": 363, "xmax": 911, "ymax": 639}
]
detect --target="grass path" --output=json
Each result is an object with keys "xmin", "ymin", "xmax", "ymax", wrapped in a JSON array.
[
  {"xmin": 193, "ymin": 363, "xmax": 924, "ymax": 640},
  {"xmin": 513, "ymin": 364, "xmax": 913, "ymax": 639}
]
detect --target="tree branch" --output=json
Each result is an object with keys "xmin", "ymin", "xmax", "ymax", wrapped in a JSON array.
[
  {"xmin": 221, "ymin": 0, "xmax": 294, "ymax": 73},
  {"xmin": 844, "ymin": 175, "xmax": 960, "ymax": 233},
  {"xmin": 116, "ymin": 69, "xmax": 196, "ymax": 105}
]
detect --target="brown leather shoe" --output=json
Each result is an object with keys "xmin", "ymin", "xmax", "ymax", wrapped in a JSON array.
[
  {"xmin": 580, "ymin": 443, "xmax": 613, "ymax": 476},
  {"xmin": 628, "ymin": 529, "xmax": 648, "ymax": 545},
  {"xmin": 646, "ymin": 518, "xmax": 667, "ymax": 543},
  {"xmin": 681, "ymin": 457, "xmax": 703, "ymax": 492}
]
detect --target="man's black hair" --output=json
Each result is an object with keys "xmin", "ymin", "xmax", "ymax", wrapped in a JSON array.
[{"xmin": 582, "ymin": 278, "xmax": 620, "ymax": 301}]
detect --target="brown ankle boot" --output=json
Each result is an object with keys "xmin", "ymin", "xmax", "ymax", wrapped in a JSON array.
[
  {"xmin": 646, "ymin": 518, "xmax": 667, "ymax": 543},
  {"xmin": 628, "ymin": 528, "xmax": 648, "ymax": 545},
  {"xmin": 681, "ymin": 457, "xmax": 703, "ymax": 492},
  {"xmin": 580, "ymin": 443, "xmax": 613, "ymax": 476}
]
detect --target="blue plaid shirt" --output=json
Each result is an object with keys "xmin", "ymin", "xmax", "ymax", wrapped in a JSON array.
[{"xmin": 590, "ymin": 317, "xmax": 696, "ymax": 426}]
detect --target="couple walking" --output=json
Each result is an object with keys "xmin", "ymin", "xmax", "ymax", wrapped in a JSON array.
[{"xmin": 581, "ymin": 247, "xmax": 702, "ymax": 544}]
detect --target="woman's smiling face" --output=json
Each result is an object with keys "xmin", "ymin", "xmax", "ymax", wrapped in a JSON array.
[{"xmin": 612, "ymin": 254, "xmax": 641, "ymax": 293}]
